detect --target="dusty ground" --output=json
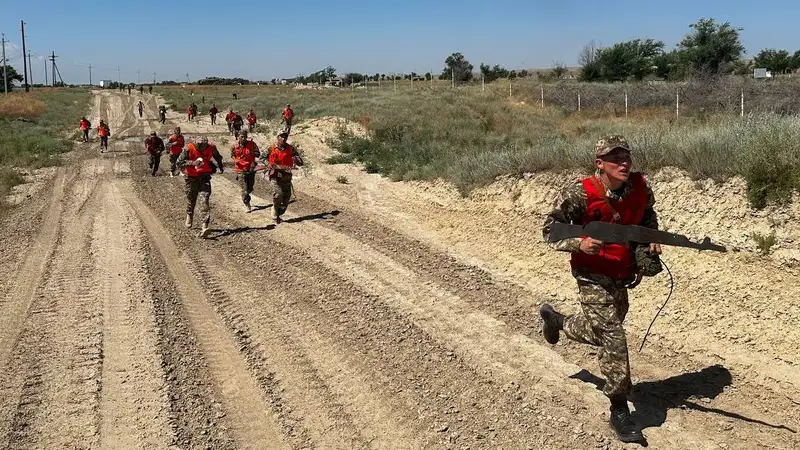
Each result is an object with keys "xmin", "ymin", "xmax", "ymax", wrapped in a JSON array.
[{"xmin": 0, "ymin": 90, "xmax": 796, "ymax": 449}]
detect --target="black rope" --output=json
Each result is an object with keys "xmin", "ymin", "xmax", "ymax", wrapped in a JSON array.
[{"xmin": 638, "ymin": 257, "xmax": 674, "ymax": 352}]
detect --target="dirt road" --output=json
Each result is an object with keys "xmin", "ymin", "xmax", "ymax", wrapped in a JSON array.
[{"xmin": 0, "ymin": 90, "xmax": 796, "ymax": 449}]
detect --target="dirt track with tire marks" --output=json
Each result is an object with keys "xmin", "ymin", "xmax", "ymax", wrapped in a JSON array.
[{"xmin": 0, "ymin": 90, "xmax": 795, "ymax": 449}]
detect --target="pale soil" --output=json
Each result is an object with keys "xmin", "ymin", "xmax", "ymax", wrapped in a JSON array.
[{"xmin": 0, "ymin": 90, "xmax": 795, "ymax": 449}]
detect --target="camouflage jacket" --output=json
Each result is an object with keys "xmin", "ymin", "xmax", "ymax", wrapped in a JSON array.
[{"xmin": 542, "ymin": 173, "xmax": 659, "ymax": 283}]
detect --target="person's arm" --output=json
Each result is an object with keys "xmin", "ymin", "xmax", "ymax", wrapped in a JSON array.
[{"xmin": 542, "ymin": 182, "xmax": 588, "ymax": 253}]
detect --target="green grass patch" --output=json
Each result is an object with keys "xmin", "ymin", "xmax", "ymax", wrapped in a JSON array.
[{"xmin": 0, "ymin": 88, "xmax": 91, "ymax": 205}]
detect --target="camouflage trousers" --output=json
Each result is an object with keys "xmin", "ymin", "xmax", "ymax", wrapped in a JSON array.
[
  {"xmin": 169, "ymin": 153, "xmax": 180, "ymax": 175},
  {"xmin": 270, "ymin": 176, "xmax": 292, "ymax": 219},
  {"xmin": 148, "ymin": 152, "xmax": 162, "ymax": 176},
  {"xmin": 562, "ymin": 281, "xmax": 632, "ymax": 399},
  {"xmin": 236, "ymin": 171, "xmax": 256, "ymax": 206},
  {"xmin": 282, "ymin": 118, "xmax": 292, "ymax": 135},
  {"xmin": 185, "ymin": 175, "xmax": 212, "ymax": 227}
]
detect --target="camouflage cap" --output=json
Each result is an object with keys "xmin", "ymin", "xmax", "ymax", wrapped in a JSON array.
[{"xmin": 594, "ymin": 135, "xmax": 632, "ymax": 157}]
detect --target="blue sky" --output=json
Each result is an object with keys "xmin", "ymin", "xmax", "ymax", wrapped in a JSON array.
[{"xmin": 1, "ymin": 0, "xmax": 798, "ymax": 84}]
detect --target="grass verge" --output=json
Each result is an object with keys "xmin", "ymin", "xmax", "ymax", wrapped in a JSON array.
[
  {"xmin": 157, "ymin": 82, "xmax": 800, "ymax": 208},
  {"xmin": 0, "ymin": 88, "xmax": 92, "ymax": 203}
]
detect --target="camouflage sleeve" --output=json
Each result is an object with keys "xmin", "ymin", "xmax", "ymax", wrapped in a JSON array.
[
  {"xmin": 292, "ymin": 147, "xmax": 304, "ymax": 166},
  {"xmin": 542, "ymin": 182, "xmax": 587, "ymax": 253},
  {"xmin": 639, "ymin": 177, "xmax": 658, "ymax": 230},
  {"xmin": 176, "ymin": 148, "xmax": 190, "ymax": 170},
  {"xmin": 211, "ymin": 146, "xmax": 224, "ymax": 169}
]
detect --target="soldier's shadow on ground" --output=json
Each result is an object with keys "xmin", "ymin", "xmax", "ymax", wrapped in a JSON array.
[
  {"xmin": 206, "ymin": 210, "xmax": 341, "ymax": 239},
  {"xmin": 569, "ymin": 365, "xmax": 796, "ymax": 433}
]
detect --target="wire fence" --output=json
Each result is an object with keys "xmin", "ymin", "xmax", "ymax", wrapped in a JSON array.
[{"xmin": 333, "ymin": 76, "xmax": 800, "ymax": 117}]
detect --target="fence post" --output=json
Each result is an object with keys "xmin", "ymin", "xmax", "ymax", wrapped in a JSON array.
[
  {"xmin": 509, "ymin": 77, "xmax": 512, "ymax": 99},
  {"xmin": 482, "ymin": 75, "xmax": 484, "ymax": 92},
  {"xmin": 625, "ymin": 91, "xmax": 628, "ymax": 118},
  {"xmin": 676, "ymin": 89, "xmax": 679, "ymax": 118},
  {"xmin": 540, "ymin": 85, "xmax": 544, "ymax": 108},
  {"xmin": 741, "ymin": 88, "xmax": 744, "ymax": 117},
  {"xmin": 578, "ymin": 92, "xmax": 581, "ymax": 112}
]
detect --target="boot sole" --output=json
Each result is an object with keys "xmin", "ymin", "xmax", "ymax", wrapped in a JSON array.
[
  {"xmin": 539, "ymin": 304, "xmax": 560, "ymax": 345},
  {"xmin": 611, "ymin": 426, "xmax": 644, "ymax": 443}
]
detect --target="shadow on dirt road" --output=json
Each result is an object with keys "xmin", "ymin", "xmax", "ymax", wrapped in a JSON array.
[{"xmin": 570, "ymin": 365, "xmax": 797, "ymax": 433}]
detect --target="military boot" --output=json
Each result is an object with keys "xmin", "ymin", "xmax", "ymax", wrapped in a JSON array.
[
  {"xmin": 199, "ymin": 220, "xmax": 211, "ymax": 238},
  {"xmin": 185, "ymin": 214, "xmax": 193, "ymax": 229},
  {"xmin": 609, "ymin": 397, "xmax": 644, "ymax": 443},
  {"xmin": 539, "ymin": 303, "xmax": 565, "ymax": 345}
]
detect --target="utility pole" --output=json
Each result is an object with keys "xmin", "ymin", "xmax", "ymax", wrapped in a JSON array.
[
  {"xmin": 43, "ymin": 59, "xmax": 47, "ymax": 85},
  {"xmin": 88, "ymin": 64, "xmax": 92, "ymax": 86},
  {"xmin": 136, "ymin": 69, "xmax": 140, "ymax": 84},
  {"xmin": 186, "ymin": 72, "xmax": 189, "ymax": 84},
  {"xmin": 1, "ymin": 33, "xmax": 7, "ymax": 94},
  {"xmin": 153, "ymin": 72, "xmax": 156, "ymax": 84},
  {"xmin": 27, "ymin": 51, "xmax": 33, "ymax": 86},
  {"xmin": 117, "ymin": 66, "xmax": 121, "ymax": 85},
  {"xmin": 21, "ymin": 20, "xmax": 29, "ymax": 92},
  {"xmin": 50, "ymin": 51, "xmax": 57, "ymax": 87}
]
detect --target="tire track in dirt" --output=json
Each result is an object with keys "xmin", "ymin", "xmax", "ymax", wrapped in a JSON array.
[
  {"xmin": 0, "ymin": 169, "xmax": 65, "ymax": 372},
  {"xmin": 136, "ymin": 170, "xmax": 600, "ymax": 449},
  {"xmin": 218, "ymin": 174, "xmax": 798, "ymax": 449},
  {"xmin": 4, "ymin": 182, "xmax": 104, "ymax": 449},
  {"xmin": 143, "ymin": 232, "xmax": 238, "ymax": 449},
  {"xmin": 118, "ymin": 180, "xmax": 290, "ymax": 450},
  {"xmin": 0, "ymin": 170, "xmax": 66, "ymax": 445},
  {"xmin": 169, "ymin": 236, "xmax": 425, "ymax": 450},
  {"xmin": 95, "ymin": 182, "xmax": 173, "ymax": 449}
]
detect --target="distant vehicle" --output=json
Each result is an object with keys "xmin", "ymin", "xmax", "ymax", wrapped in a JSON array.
[{"xmin": 99, "ymin": 80, "xmax": 114, "ymax": 88}]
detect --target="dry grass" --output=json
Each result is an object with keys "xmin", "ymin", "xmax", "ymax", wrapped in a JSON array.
[
  {"xmin": 0, "ymin": 94, "xmax": 46, "ymax": 119},
  {"xmin": 157, "ymin": 80, "xmax": 800, "ymax": 208}
]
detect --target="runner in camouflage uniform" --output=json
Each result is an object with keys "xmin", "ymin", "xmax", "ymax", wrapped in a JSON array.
[
  {"xmin": 263, "ymin": 130, "xmax": 303, "ymax": 224},
  {"xmin": 540, "ymin": 135, "xmax": 662, "ymax": 444},
  {"xmin": 230, "ymin": 130, "xmax": 261, "ymax": 212},
  {"xmin": 176, "ymin": 136, "xmax": 224, "ymax": 238}
]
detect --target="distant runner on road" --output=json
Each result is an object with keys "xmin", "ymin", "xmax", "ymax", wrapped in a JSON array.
[
  {"xmin": 145, "ymin": 131, "xmax": 165, "ymax": 176},
  {"xmin": 97, "ymin": 120, "xmax": 111, "ymax": 152},
  {"xmin": 167, "ymin": 127, "xmax": 185, "ymax": 177},
  {"xmin": 79, "ymin": 116, "xmax": 91, "ymax": 142},
  {"xmin": 231, "ymin": 130, "xmax": 261, "ymax": 212}
]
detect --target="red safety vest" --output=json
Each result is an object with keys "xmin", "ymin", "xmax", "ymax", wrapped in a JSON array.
[
  {"xmin": 569, "ymin": 173, "xmax": 648, "ymax": 280},
  {"xmin": 232, "ymin": 141, "xmax": 259, "ymax": 172},
  {"xmin": 268, "ymin": 144, "xmax": 296, "ymax": 167},
  {"xmin": 184, "ymin": 143, "xmax": 215, "ymax": 177},
  {"xmin": 168, "ymin": 135, "xmax": 185, "ymax": 155}
]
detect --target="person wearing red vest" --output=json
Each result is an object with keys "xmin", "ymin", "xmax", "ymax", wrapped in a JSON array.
[
  {"xmin": 176, "ymin": 136, "xmax": 224, "ymax": 238},
  {"xmin": 264, "ymin": 130, "xmax": 303, "ymax": 224},
  {"xmin": 539, "ymin": 135, "xmax": 661, "ymax": 444},
  {"xmin": 280, "ymin": 104, "xmax": 294, "ymax": 135},
  {"xmin": 145, "ymin": 131, "xmax": 166, "ymax": 176},
  {"xmin": 230, "ymin": 130, "xmax": 261, "ymax": 212},
  {"xmin": 79, "ymin": 117, "xmax": 91, "ymax": 142},
  {"xmin": 167, "ymin": 127, "xmax": 185, "ymax": 177},
  {"xmin": 209, "ymin": 104, "xmax": 218, "ymax": 125},
  {"xmin": 225, "ymin": 109, "xmax": 236, "ymax": 134},
  {"xmin": 96, "ymin": 120, "xmax": 111, "ymax": 152},
  {"xmin": 246, "ymin": 109, "xmax": 257, "ymax": 132}
]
